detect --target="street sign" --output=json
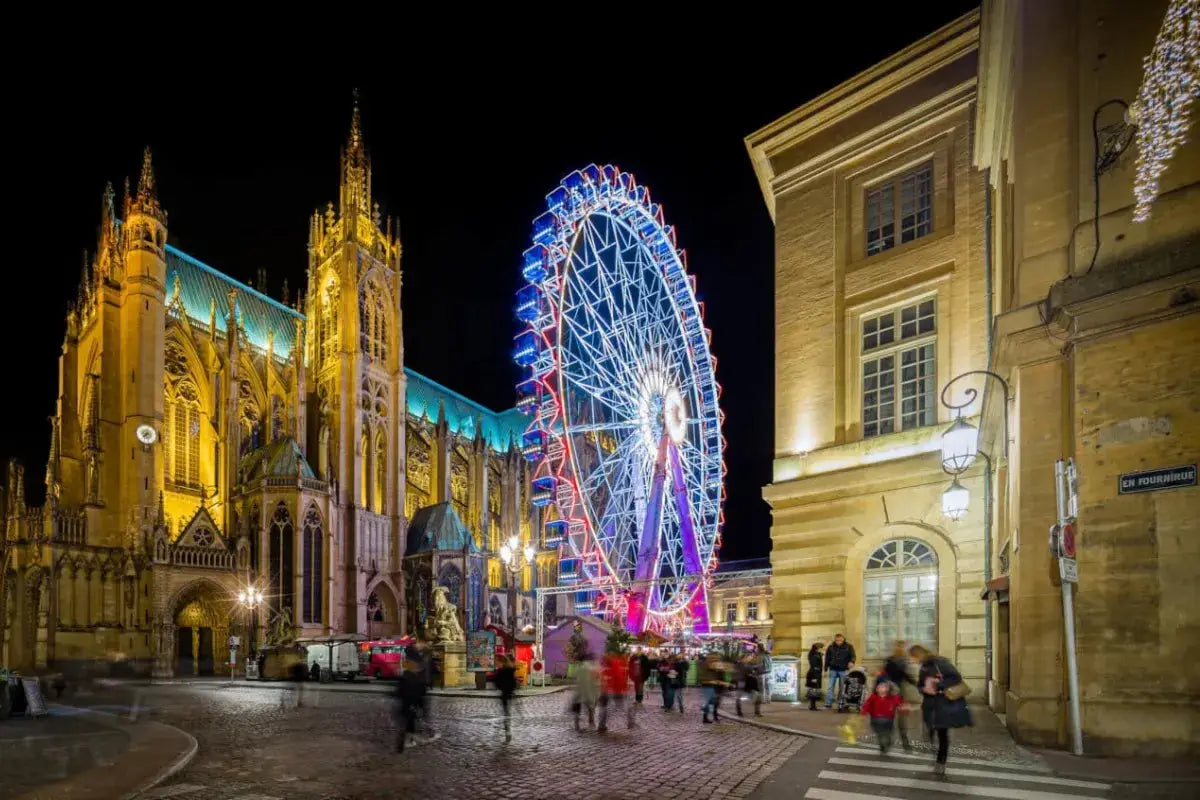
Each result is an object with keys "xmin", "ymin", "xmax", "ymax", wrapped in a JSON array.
[
  {"xmin": 1060, "ymin": 521, "xmax": 1076, "ymax": 558},
  {"xmin": 228, "ymin": 635, "xmax": 240, "ymax": 648},
  {"xmin": 1119, "ymin": 464, "xmax": 1196, "ymax": 494},
  {"xmin": 1059, "ymin": 557, "xmax": 1079, "ymax": 583}
]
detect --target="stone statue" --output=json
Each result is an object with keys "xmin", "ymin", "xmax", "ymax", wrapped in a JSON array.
[
  {"xmin": 266, "ymin": 607, "xmax": 296, "ymax": 646},
  {"xmin": 424, "ymin": 586, "xmax": 464, "ymax": 644}
]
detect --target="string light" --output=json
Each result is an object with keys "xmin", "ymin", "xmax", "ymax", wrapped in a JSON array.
[{"xmin": 1131, "ymin": 0, "xmax": 1200, "ymax": 223}]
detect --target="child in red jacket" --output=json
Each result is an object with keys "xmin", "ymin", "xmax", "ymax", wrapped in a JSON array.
[{"xmin": 861, "ymin": 679, "xmax": 904, "ymax": 753}]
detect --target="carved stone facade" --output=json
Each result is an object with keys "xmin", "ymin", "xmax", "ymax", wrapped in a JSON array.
[{"xmin": 0, "ymin": 103, "xmax": 552, "ymax": 678}]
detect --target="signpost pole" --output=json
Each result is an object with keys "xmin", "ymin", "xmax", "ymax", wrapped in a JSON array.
[{"xmin": 1055, "ymin": 459, "xmax": 1084, "ymax": 756}]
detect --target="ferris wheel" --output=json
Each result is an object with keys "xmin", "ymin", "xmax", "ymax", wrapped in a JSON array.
[{"xmin": 513, "ymin": 164, "xmax": 724, "ymax": 634}]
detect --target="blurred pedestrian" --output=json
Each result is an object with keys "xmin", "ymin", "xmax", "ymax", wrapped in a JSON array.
[
  {"xmin": 394, "ymin": 656, "xmax": 425, "ymax": 752},
  {"xmin": 658, "ymin": 654, "xmax": 675, "ymax": 710},
  {"xmin": 912, "ymin": 645, "xmax": 972, "ymax": 776},
  {"xmin": 628, "ymin": 652, "xmax": 646, "ymax": 705},
  {"xmin": 805, "ymin": 642, "xmax": 824, "ymax": 710},
  {"xmin": 572, "ymin": 651, "xmax": 601, "ymax": 730},
  {"xmin": 673, "ymin": 654, "xmax": 689, "ymax": 712},
  {"xmin": 699, "ymin": 652, "xmax": 727, "ymax": 724},
  {"xmin": 495, "ymin": 654, "xmax": 518, "ymax": 743},
  {"xmin": 736, "ymin": 648, "xmax": 764, "ymax": 717},
  {"xmin": 885, "ymin": 640, "xmax": 920, "ymax": 751},
  {"xmin": 414, "ymin": 642, "xmax": 436, "ymax": 737},
  {"xmin": 598, "ymin": 651, "xmax": 634, "ymax": 732}
]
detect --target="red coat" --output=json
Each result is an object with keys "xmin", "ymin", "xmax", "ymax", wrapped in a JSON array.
[
  {"xmin": 861, "ymin": 692, "xmax": 903, "ymax": 720},
  {"xmin": 603, "ymin": 654, "xmax": 630, "ymax": 694}
]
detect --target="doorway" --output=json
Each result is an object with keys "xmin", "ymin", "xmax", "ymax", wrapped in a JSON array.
[{"xmin": 176, "ymin": 627, "xmax": 195, "ymax": 676}]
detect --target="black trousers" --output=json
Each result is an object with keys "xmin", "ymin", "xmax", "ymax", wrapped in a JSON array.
[{"xmin": 935, "ymin": 727, "xmax": 949, "ymax": 763}]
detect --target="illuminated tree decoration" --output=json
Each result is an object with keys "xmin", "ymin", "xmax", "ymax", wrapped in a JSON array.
[
  {"xmin": 1131, "ymin": 0, "xmax": 1200, "ymax": 222},
  {"xmin": 513, "ymin": 165, "xmax": 725, "ymax": 635}
]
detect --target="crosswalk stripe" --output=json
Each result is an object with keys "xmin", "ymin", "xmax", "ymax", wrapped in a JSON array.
[
  {"xmin": 818, "ymin": 770, "xmax": 1108, "ymax": 800},
  {"xmin": 834, "ymin": 746, "xmax": 1052, "ymax": 773},
  {"xmin": 807, "ymin": 788, "xmax": 906, "ymax": 800},
  {"xmin": 827, "ymin": 758, "xmax": 1110, "ymax": 790}
]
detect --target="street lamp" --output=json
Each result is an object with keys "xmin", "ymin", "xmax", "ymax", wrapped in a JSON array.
[
  {"xmin": 938, "ymin": 371, "xmax": 1010, "ymax": 520},
  {"xmin": 236, "ymin": 587, "xmax": 264, "ymax": 676},
  {"xmin": 942, "ymin": 478, "xmax": 970, "ymax": 521},
  {"xmin": 499, "ymin": 535, "xmax": 535, "ymax": 657},
  {"xmin": 941, "ymin": 416, "xmax": 979, "ymax": 475}
]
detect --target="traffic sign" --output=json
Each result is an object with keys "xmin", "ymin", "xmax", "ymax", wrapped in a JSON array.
[
  {"xmin": 1059, "ymin": 557, "xmax": 1079, "ymax": 583},
  {"xmin": 1060, "ymin": 521, "xmax": 1076, "ymax": 558}
]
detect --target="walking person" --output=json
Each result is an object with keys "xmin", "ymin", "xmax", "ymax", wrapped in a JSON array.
[
  {"xmin": 494, "ymin": 655, "xmax": 518, "ymax": 743},
  {"xmin": 912, "ymin": 644, "xmax": 972, "ymax": 776},
  {"xmin": 805, "ymin": 642, "xmax": 824, "ymax": 710},
  {"xmin": 572, "ymin": 651, "xmax": 601, "ymax": 730},
  {"xmin": 628, "ymin": 651, "xmax": 647, "ymax": 705},
  {"xmin": 861, "ymin": 678, "xmax": 903, "ymax": 753},
  {"xmin": 736, "ymin": 648, "xmax": 764, "ymax": 717},
  {"xmin": 415, "ymin": 641, "xmax": 436, "ymax": 737},
  {"xmin": 672, "ymin": 654, "xmax": 689, "ymax": 713},
  {"xmin": 824, "ymin": 633, "xmax": 856, "ymax": 712},
  {"xmin": 699, "ymin": 652, "xmax": 728, "ymax": 723},
  {"xmin": 394, "ymin": 656, "xmax": 426, "ymax": 752},
  {"xmin": 658, "ymin": 654, "xmax": 675, "ymax": 710},
  {"xmin": 884, "ymin": 640, "xmax": 920, "ymax": 751},
  {"xmin": 598, "ymin": 651, "xmax": 634, "ymax": 732}
]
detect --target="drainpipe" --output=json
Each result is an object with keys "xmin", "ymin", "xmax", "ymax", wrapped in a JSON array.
[{"xmin": 983, "ymin": 169, "xmax": 994, "ymax": 703}]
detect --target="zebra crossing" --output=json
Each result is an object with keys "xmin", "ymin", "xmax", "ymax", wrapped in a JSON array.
[{"xmin": 803, "ymin": 745, "xmax": 1111, "ymax": 800}]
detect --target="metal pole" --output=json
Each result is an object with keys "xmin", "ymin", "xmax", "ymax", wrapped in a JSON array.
[{"xmin": 1055, "ymin": 459, "xmax": 1084, "ymax": 755}]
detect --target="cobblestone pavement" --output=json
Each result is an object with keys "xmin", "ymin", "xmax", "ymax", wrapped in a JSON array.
[{"xmin": 93, "ymin": 684, "xmax": 804, "ymax": 800}]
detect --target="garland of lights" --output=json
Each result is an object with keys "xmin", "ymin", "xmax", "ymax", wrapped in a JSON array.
[{"xmin": 1131, "ymin": 0, "xmax": 1200, "ymax": 222}]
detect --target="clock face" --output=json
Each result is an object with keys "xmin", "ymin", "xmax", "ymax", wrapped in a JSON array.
[{"xmin": 136, "ymin": 424, "xmax": 158, "ymax": 445}]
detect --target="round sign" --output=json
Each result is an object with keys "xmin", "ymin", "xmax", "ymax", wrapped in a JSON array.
[
  {"xmin": 532, "ymin": 660, "xmax": 544, "ymax": 672},
  {"xmin": 1061, "ymin": 522, "xmax": 1076, "ymax": 558},
  {"xmin": 136, "ymin": 424, "xmax": 158, "ymax": 445}
]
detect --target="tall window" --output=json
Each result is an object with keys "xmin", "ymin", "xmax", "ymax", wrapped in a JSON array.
[
  {"xmin": 865, "ymin": 162, "xmax": 933, "ymax": 256},
  {"xmin": 374, "ymin": 433, "xmax": 387, "ymax": 514},
  {"xmin": 863, "ymin": 538, "xmax": 938, "ymax": 658},
  {"xmin": 301, "ymin": 506, "xmax": 323, "ymax": 624},
  {"xmin": 747, "ymin": 601, "xmax": 758, "ymax": 621},
  {"xmin": 165, "ymin": 381, "xmax": 201, "ymax": 488},
  {"xmin": 862, "ymin": 298, "xmax": 936, "ymax": 437},
  {"xmin": 269, "ymin": 504, "xmax": 295, "ymax": 619},
  {"xmin": 359, "ymin": 283, "xmax": 389, "ymax": 364},
  {"xmin": 725, "ymin": 602, "xmax": 738, "ymax": 623}
]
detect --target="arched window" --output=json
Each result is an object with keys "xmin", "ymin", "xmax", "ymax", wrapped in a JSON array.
[
  {"xmin": 468, "ymin": 565, "xmax": 482, "ymax": 632},
  {"xmin": 270, "ymin": 395, "xmax": 285, "ymax": 443},
  {"xmin": 301, "ymin": 506, "xmax": 323, "ymax": 624},
  {"xmin": 359, "ymin": 282, "xmax": 389, "ymax": 364},
  {"xmin": 165, "ymin": 380, "xmax": 201, "ymax": 488},
  {"xmin": 318, "ymin": 424, "xmax": 330, "ymax": 480},
  {"xmin": 269, "ymin": 504, "xmax": 295, "ymax": 618},
  {"xmin": 374, "ymin": 432, "xmax": 387, "ymax": 514},
  {"xmin": 360, "ymin": 432, "xmax": 370, "ymax": 510},
  {"xmin": 863, "ymin": 538, "xmax": 938, "ymax": 657}
]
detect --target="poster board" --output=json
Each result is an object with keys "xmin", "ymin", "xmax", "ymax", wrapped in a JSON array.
[
  {"xmin": 467, "ymin": 630, "xmax": 496, "ymax": 671},
  {"xmin": 22, "ymin": 678, "xmax": 48, "ymax": 717}
]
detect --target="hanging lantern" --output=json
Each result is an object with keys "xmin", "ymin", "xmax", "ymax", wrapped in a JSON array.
[
  {"xmin": 942, "ymin": 479, "xmax": 969, "ymax": 521},
  {"xmin": 941, "ymin": 416, "xmax": 979, "ymax": 474}
]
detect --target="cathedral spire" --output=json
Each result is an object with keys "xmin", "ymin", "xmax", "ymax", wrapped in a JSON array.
[
  {"xmin": 129, "ymin": 147, "xmax": 166, "ymax": 226},
  {"xmin": 348, "ymin": 88, "xmax": 363, "ymax": 153},
  {"xmin": 137, "ymin": 146, "xmax": 156, "ymax": 203}
]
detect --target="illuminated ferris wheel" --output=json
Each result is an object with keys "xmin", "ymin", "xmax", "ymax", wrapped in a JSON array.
[{"xmin": 513, "ymin": 164, "xmax": 724, "ymax": 634}]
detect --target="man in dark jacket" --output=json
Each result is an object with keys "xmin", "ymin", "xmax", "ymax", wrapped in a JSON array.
[{"xmin": 824, "ymin": 633, "xmax": 856, "ymax": 711}]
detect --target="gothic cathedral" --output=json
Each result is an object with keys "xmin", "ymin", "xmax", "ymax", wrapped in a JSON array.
[{"xmin": 0, "ymin": 104, "xmax": 556, "ymax": 678}]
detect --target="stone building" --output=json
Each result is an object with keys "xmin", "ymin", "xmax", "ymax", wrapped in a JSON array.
[
  {"xmin": 747, "ymin": 13, "xmax": 990, "ymax": 684},
  {"xmin": 751, "ymin": 0, "xmax": 1199, "ymax": 756},
  {"xmin": 708, "ymin": 559, "xmax": 773, "ymax": 641},
  {"xmin": 0, "ymin": 103, "xmax": 556, "ymax": 678}
]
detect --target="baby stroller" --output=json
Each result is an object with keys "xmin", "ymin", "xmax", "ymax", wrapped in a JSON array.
[{"xmin": 841, "ymin": 666, "xmax": 869, "ymax": 711}]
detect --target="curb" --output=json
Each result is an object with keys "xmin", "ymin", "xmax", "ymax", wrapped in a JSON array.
[
  {"xmin": 723, "ymin": 712, "xmax": 842, "ymax": 742},
  {"xmin": 185, "ymin": 679, "xmax": 571, "ymax": 699},
  {"xmin": 13, "ymin": 705, "xmax": 198, "ymax": 800}
]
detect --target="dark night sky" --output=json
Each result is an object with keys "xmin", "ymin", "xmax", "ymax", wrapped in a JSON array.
[{"xmin": 4, "ymin": 5, "xmax": 974, "ymax": 561}]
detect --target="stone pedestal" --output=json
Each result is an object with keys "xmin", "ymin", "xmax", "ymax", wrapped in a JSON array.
[{"xmin": 432, "ymin": 641, "xmax": 468, "ymax": 688}]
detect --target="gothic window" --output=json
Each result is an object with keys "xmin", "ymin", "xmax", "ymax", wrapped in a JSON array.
[
  {"xmin": 269, "ymin": 503, "xmax": 295, "ymax": 619},
  {"xmin": 438, "ymin": 563, "xmax": 462, "ymax": 609},
  {"xmin": 301, "ymin": 506, "xmax": 323, "ymax": 624},
  {"xmin": 360, "ymin": 432, "xmax": 370, "ymax": 510},
  {"xmin": 468, "ymin": 565, "xmax": 482, "ymax": 632},
  {"xmin": 407, "ymin": 431, "xmax": 431, "ymax": 493},
  {"xmin": 374, "ymin": 432, "xmax": 387, "ymax": 514},
  {"xmin": 318, "ymin": 424, "xmax": 331, "ymax": 480},
  {"xmin": 165, "ymin": 380, "xmax": 201, "ymax": 488},
  {"xmin": 863, "ymin": 538, "xmax": 938, "ymax": 657},
  {"xmin": 359, "ymin": 281, "xmax": 389, "ymax": 364},
  {"xmin": 319, "ymin": 280, "xmax": 340, "ymax": 366}
]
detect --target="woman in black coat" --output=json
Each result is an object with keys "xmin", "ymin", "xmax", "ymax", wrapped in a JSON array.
[
  {"xmin": 911, "ymin": 645, "xmax": 971, "ymax": 775},
  {"xmin": 805, "ymin": 642, "xmax": 824, "ymax": 710}
]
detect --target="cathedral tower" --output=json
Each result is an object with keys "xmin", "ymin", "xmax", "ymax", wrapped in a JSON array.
[{"xmin": 304, "ymin": 97, "xmax": 405, "ymax": 632}]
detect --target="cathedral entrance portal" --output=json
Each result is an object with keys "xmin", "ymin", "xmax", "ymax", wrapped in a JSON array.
[{"xmin": 169, "ymin": 580, "xmax": 233, "ymax": 677}]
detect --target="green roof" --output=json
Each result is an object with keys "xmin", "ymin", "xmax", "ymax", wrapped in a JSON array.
[
  {"xmin": 165, "ymin": 244, "xmax": 524, "ymax": 453},
  {"xmin": 406, "ymin": 502, "xmax": 479, "ymax": 555},
  {"xmin": 167, "ymin": 245, "xmax": 301, "ymax": 355},
  {"xmin": 240, "ymin": 437, "xmax": 317, "ymax": 482}
]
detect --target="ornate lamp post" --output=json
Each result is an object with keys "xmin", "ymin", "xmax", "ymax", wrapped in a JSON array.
[
  {"xmin": 939, "ymin": 370, "xmax": 1010, "ymax": 520},
  {"xmin": 236, "ymin": 586, "xmax": 264, "ymax": 676},
  {"xmin": 499, "ymin": 535, "xmax": 534, "ymax": 658}
]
